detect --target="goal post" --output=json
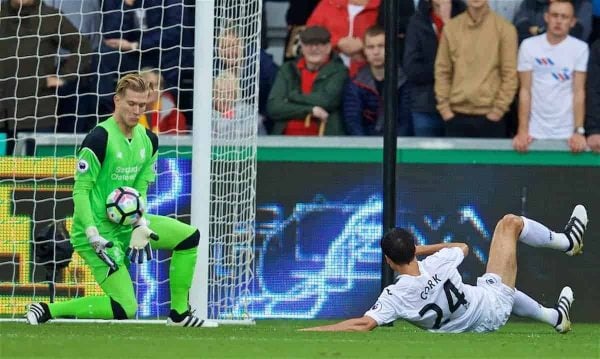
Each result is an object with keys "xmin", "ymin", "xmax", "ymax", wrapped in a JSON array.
[
  {"xmin": 191, "ymin": 0, "xmax": 262, "ymax": 323},
  {"xmin": 0, "ymin": 0, "xmax": 261, "ymax": 324},
  {"xmin": 189, "ymin": 0, "xmax": 214, "ymax": 321}
]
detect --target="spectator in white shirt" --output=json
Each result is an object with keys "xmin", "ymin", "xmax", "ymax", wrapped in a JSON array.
[{"xmin": 513, "ymin": 0, "xmax": 589, "ymax": 152}]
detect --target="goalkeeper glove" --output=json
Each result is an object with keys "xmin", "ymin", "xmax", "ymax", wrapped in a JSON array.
[
  {"xmin": 126, "ymin": 217, "xmax": 159, "ymax": 264},
  {"xmin": 86, "ymin": 227, "xmax": 117, "ymax": 271}
]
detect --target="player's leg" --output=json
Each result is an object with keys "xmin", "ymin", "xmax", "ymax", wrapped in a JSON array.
[
  {"xmin": 146, "ymin": 214, "xmax": 208, "ymax": 327},
  {"xmin": 485, "ymin": 205, "xmax": 588, "ymax": 288},
  {"xmin": 26, "ymin": 237, "xmax": 137, "ymax": 324},
  {"xmin": 485, "ymin": 214, "xmax": 523, "ymax": 288},
  {"xmin": 483, "ymin": 207, "xmax": 585, "ymax": 334},
  {"xmin": 470, "ymin": 214, "xmax": 522, "ymax": 332},
  {"xmin": 518, "ymin": 205, "xmax": 587, "ymax": 256},
  {"xmin": 512, "ymin": 287, "xmax": 574, "ymax": 333}
]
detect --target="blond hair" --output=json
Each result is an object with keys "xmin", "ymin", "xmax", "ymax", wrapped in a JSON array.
[
  {"xmin": 141, "ymin": 67, "xmax": 165, "ymax": 86},
  {"xmin": 115, "ymin": 73, "xmax": 154, "ymax": 96}
]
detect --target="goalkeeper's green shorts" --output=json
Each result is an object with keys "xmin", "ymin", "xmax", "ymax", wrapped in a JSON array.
[{"xmin": 71, "ymin": 214, "xmax": 197, "ymax": 284}]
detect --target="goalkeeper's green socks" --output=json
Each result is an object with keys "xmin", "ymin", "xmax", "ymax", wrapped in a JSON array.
[
  {"xmin": 169, "ymin": 246, "xmax": 198, "ymax": 314},
  {"xmin": 48, "ymin": 296, "xmax": 114, "ymax": 319},
  {"xmin": 48, "ymin": 243, "xmax": 198, "ymax": 318},
  {"xmin": 48, "ymin": 264, "xmax": 137, "ymax": 319}
]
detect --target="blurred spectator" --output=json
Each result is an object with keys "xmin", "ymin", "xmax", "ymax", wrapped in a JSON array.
[
  {"xmin": 284, "ymin": 0, "xmax": 320, "ymax": 61},
  {"xmin": 488, "ymin": 0, "xmax": 523, "ymax": 21},
  {"xmin": 43, "ymin": 0, "xmax": 101, "ymax": 133},
  {"xmin": 139, "ymin": 69, "xmax": 188, "ymax": 134},
  {"xmin": 485, "ymin": 0, "xmax": 522, "ymax": 138},
  {"xmin": 214, "ymin": 27, "xmax": 279, "ymax": 133},
  {"xmin": 404, "ymin": 0, "xmax": 466, "ymax": 137},
  {"xmin": 177, "ymin": 0, "xmax": 195, "ymax": 124},
  {"xmin": 514, "ymin": 0, "xmax": 593, "ymax": 43},
  {"xmin": 43, "ymin": 0, "xmax": 101, "ymax": 50},
  {"xmin": 261, "ymin": 1, "xmax": 269, "ymax": 49},
  {"xmin": 98, "ymin": 0, "xmax": 185, "ymax": 116},
  {"xmin": 0, "ymin": 0, "xmax": 91, "ymax": 153},
  {"xmin": 343, "ymin": 26, "xmax": 412, "ymax": 136},
  {"xmin": 435, "ymin": 0, "xmax": 518, "ymax": 138},
  {"xmin": 214, "ymin": 0, "xmax": 268, "ymax": 49},
  {"xmin": 258, "ymin": 50, "xmax": 280, "ymax": 134},
  {"xmin": 585, "ymin": 39, "xmax": 600, "ymax": 152},
  {"xmin": 377, "ymin": 0, "xmax": 417, "ymax": 65},
  {"xmin": 215, "ymin": 27, "xmax": 245, "ymax": 72},
  {"xmin": 212, "ymin": 70, "xmax": 267, "ymax": 138},
  {"xmin": 307, "ymin": 0, "xmax": 380, "ymax": 77},
  {"xmin": 513, "ymin": 0, "xmax": 588, "ymax": 153},
  {"xmin": 178, "ymin": 2, "xmax": 267, "ymax": 130},
  {"xmin": 590, "ymin": 0, "xmax": 600, "ymax": 43},
  {"xmin": 267, "ymin": 26, "xmax": 348, "ymax": 136}
]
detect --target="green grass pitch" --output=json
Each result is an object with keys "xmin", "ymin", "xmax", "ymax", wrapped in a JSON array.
[{"xmin": 1, "ymin": 320, "xmax": 598, "ymax": 358}]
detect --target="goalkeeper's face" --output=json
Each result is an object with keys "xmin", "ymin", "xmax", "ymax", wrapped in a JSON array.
[{"xmin": 114, "ymin": 89, "xmax": 150, "ymax": 129}]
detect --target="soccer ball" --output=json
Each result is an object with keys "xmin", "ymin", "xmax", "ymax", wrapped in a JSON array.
[{"xmin": 106, "ymin": 187, "xmax": 145, "ymax": 225}]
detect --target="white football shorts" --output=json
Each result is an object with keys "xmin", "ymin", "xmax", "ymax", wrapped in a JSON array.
[{"xmin": 471, "ymin": 273, "xmax": 516, "ymax": 333}]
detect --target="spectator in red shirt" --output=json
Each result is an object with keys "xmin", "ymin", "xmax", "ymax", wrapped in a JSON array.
[
  {"xmin": 307, "ymin": 0, "xmax": 380, "ymax": 76},
  {"xmin": 139, "ymin": 69, "xmax": 188, "ymax": 134},
  {"xmin": 267, "ymin": 26, "xmax": 349, "ymax": 135}
]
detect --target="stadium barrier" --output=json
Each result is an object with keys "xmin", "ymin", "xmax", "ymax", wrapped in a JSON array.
[{"xmin": 2, "ymin": 134, "xmax": 598, "ymax": 321}]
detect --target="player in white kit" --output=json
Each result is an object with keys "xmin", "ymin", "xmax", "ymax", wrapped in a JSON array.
[{"xmin": 302, "ymin": 205, "xmax": 588, "ymax": 333}]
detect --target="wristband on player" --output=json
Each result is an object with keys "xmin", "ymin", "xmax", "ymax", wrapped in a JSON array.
[
  {"xmin": 132, "ymin": 216, "xmax": 148, "ymax": 228},
  {"xmin": 132, "ymin": 217, "xmax": 159, "ymax": 241},
  {"xmin": 86, "ymin": 226, "xmax": 117, "ymax": 271},
  {"xmin": 85, "ymin": 226, "xmax": 99, "ymax": 239}
]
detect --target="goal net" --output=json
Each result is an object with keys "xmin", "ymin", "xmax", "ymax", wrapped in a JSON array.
[{"xmin": 0, "ymin": 0, "xmax": 260, "ymax": 323}]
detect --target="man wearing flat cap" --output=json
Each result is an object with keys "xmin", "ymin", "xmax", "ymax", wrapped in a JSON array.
[{"xmin": 267, "ymin": 26, "xmax": 349, "ymax": 136}]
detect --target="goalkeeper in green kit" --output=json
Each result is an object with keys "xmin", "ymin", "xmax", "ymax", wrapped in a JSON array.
[{"xmin": 26, "ymin": 73, "xmax": 209, "ymax": 327}]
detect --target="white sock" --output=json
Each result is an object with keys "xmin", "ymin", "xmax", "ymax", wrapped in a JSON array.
[
  {"xmin": 519, "ymin": 217, "xmax": 569, "ymax": 251},
  {"xmin": 512, "ymin": 289, "xmax": 558, "ymax": 326}
]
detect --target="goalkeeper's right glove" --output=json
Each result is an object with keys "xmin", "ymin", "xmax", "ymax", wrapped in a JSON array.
[
  {"xmin": 86, "ymin": 227, "xmax": 117, "ymax": 271},
  {"xmin": 126, "ymin": 217, "xmax": 159, "ymax": 264}
]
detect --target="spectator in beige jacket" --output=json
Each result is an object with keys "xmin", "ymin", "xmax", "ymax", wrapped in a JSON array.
[{"xmin": 435, "ymin": 0, "xmax": 518, "ymax": 137}]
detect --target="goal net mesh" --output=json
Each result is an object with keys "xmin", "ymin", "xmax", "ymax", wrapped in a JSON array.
[{"xmin": 0, "ymin": 0, "xmax": 260, "ymax": 322}]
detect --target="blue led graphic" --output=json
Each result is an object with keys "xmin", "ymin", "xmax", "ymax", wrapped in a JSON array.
[
  {"xmin": 146, "ymin": 158, "xmax": 191, "ymax": 216},
  {"xmin": 248, "ymin": 198, "xmax": 491, "ymax": 319},
  {"xmin": 130, "ymin": 158, "xmax": 190, "ymax": 318},
  {"xmin": 131, "ymin": 159, "xmax": 493, "ymax": 319},
  {"xmin": 249, "ymin": 195, "xmax": 383, "ymax": 318},
  {"xmin": 131, "ymin": 261, "xmax": 159, "ymax": 317}
]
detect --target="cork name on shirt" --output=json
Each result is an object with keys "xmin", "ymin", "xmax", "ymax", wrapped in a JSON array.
[{"xmin": 420, "ymin": 274, "xmax": 442, "ymax": 300}]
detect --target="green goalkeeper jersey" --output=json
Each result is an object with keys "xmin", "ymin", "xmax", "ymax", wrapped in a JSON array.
[{"xmin": 71, "ymin": 117, "xmax": 158, "ymax": 241}]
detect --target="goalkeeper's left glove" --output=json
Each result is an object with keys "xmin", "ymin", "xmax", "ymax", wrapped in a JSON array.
[{"xmin": 126, "ymin": 217, "xmax": 159, "ymax": 264}]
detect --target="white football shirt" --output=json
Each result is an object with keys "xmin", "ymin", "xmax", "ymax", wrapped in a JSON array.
[
  {"xmin": 340, "ymin": 4, "xmax": 366, "ymax": 67},
  {"xmin": 517, "ymin": 35, "xmax": 589, "ymax": 139},
  {"xmin": 365, "ymin": 247, "xmax": 486, "ymax": 333}
]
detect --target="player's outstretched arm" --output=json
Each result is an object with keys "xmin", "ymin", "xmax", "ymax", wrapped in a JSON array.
[
  {"xmin": 299, "ymin": 316, "xmax": 377, "ymax": 332},
  {"xmin": 416, "ymin": 242, "xmax": 469, "ymax": 257}
]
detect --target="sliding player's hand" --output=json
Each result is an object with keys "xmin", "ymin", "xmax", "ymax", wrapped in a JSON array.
[
  {"xmin": 86, "ymin": 227, "xmax": 118, "ymax": 271},
  {"xmin": 127, "ymin": 217, "xmax": 159, "ymax": 264}
]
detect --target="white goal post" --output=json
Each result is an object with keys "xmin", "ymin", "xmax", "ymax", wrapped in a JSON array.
[
  {"xmin": 0, "ymin": 0, "xmax": 261, "ymax": 325},
  {"xmin": 190, "ymin": 0, "xmax": 260, "ymax": 324}
]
